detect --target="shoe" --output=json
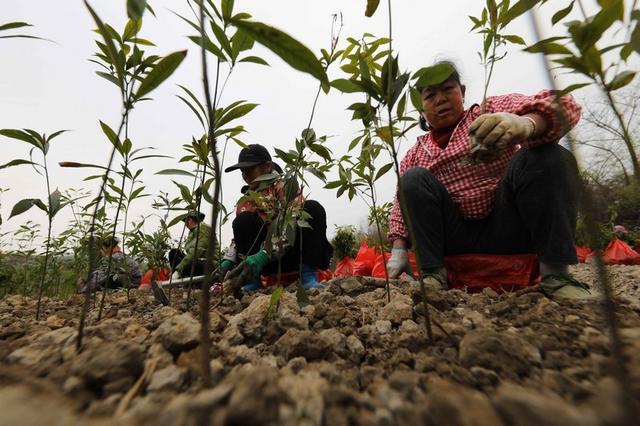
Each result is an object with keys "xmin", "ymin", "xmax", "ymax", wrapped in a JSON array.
[
  {"xmin": 540, "ymin": 274, "xmax": 596, "ymax": 300},
  {"xmin": 414, "ymin": 267, "xmax": 448, "ymax": 291},
  {"xmin": 300, "ymin": 264, "xmax": 325, "ymax": 290},
  {"xmin": 242, "ymin": 277, "xmax": 263, "ymax": 292}
]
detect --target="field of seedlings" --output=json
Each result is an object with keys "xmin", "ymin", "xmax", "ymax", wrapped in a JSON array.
[{"xmin": 2, "ymin": 0, "xmax": 640, "ymax": 425}]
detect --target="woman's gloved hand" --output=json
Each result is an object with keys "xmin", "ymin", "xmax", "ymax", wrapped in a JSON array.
[
  {"xmin": 469, "ymin": 112, "xmax": 535, "ymax": 149},
  {"xmin": 225, "ymin": 250, "xmax": 270, "ymax": 293},
  {"xmin": 387, "ymin": 248, "xmax": 410, "ymax": 278}
]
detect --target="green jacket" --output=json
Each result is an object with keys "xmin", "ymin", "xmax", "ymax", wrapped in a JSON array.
[{"xmin": 176, "ymin": 222, "xmax": 211, "ymax": 275}]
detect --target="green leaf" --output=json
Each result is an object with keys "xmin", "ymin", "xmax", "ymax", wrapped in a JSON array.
[
  {"xmin": 0, "ymin": 22, "xmax": 32, "ymax": 31},
  {"xmin": 9, "ymin": 198, "xmax": 42, "ymax": 219},
  {"xmin": 155, "ymin": 169, "xmax": 196, "ymax": 177},
  {"xmin": 0, "ymin": 159, "xmax": 35, "ymax": 169},
  {"xmin": 217, "ymin": 102, "xmax": 258, "ymax": 129},
  {"xmin": 230, "ymin": 18, "xmax": 328, "ymax": 86},
  {"xmin": 365, "ymin": 0, "xmax": 381, "ymax": 17},
  {"xmin": 127, "ymin": 0, "xmax": 147, "ymax": 20},
  {"xmin": 524, "ymin": 39, "xmax": 572, "ymax": 55},
  {"xmin": 503, "ymin": 34, "xmax": 526, "ymax": 45},
  {"xmin": 211, "ymin": 20, "xmax": 233, "ymax": 56},
  {"xmin": 100, "ymin": 121, "xmax": 120, "ymax": 148},
  {"xmin": 84, "ymin": 0, "xmax": 124, "ymax": 90},
  {"xmin": 135, "ymin": 50, "xmax": 187, "ymax": 100},
  {"xmin": 413, "ymin": 62, "xmax": 455, "ymax": 87},
  {"xmin": 0, "ymin": 129, "xmax": 42, "ymax": 151},
  {"xmin": 500, "ymin": 0, "xmax": 541, "ymax": 29},
  {"xmin": 221, "ymin": 0, "xmax": 235, "ymax": 20},
  {"xmin": 231, "ymin": 29, "xmax": 254, "ymax": 61},
  {"xmin": 606, "ymin": 70, "xmax": 636, "ymax": 91},
  {"xmin": 188, "ymin": 35, "xmax": 227, "ymax": 61},
  {"xmin": 558, "ymin": 82, "xmax": 591, "ymax": 94},
  {"xmin": 267, "ymin": 286, "xmax": 284, "ymax": 318},
  {"xmin": 96, "ymin": 71, "xmax": 120, "ymax": 87},
  {"xmin": 123, "ymin": 19, "xmax": 142, "ymax": 41},
  {"xmin": 330, "ymin": 78, "xmax": 363, "ymax": 93},
  {"xmin": 374, "ymin": 163, "xmax": 393, "ymax": 181},
  {"xmin": 49, "ymin": 189, "xmax": 62, "ymax": 217},
  {"xmin": 552, "ymin": 1, "xmax": 575, "ymax": 25},
  {"xmin": 238, "ymin": 55, "xmax": 269, "ymax": 65}
]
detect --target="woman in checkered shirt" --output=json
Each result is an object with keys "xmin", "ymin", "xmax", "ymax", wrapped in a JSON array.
[{"xmin": 386, "ymin": 62, "xmax": 593, "ymax": 299}]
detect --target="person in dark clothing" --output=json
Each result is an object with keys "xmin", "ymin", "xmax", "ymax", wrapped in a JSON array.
[
  {"xmin": 81, "ymin": 237, "xmax": 142, "ymax": 292},
  {"xmin": 218, "ymin": 144, "xmax": 333, "ymax": 291},
  {"xmin": 387, "ymin": 62, "xmax": 593, "ymax": 299}
]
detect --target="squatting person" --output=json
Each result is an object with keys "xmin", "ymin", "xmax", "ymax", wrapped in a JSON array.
[
  {"xmin": 386, "ymin": 61, "xmax": 593, "ymax": 299},
  {"xmin": 217, "ymin": 144, "xmax": 333, "ymax": 291}
]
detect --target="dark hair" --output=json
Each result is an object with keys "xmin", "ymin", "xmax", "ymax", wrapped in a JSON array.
[{"xmin": 101, "ymin": 236, "xmax": 119, "ymax": 249}]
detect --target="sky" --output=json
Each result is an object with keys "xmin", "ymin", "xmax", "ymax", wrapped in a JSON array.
[{"xmin": 0, "ymin": 0, "xmax": 616, "ymax": 251}]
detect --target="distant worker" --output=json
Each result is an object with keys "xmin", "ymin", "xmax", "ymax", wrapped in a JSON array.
[
  {"xmin": 217, "ymin": 144, "xmax": 333, "ymax": 292},
  {"xmin": 81, "ymin": 237, "xmax": 141, "ymax": 292},
  {"xmin": 386, "ymin": 61, "xmax": 593, "ymax": 299},
  {"xmin": 171, "ymin": 210, "xmax": 211, "ymax": 279}
]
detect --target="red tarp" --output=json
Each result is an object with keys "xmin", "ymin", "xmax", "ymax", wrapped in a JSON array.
[
  {"xmin": 337, "ymin": 241, "xmax": 540, "ymax": 292},
  {"xmin": 140, "ymin": 267, "xmax": 171, "ymax": 286},
  {"xmin": 603, "ymin": 238, "xmax": 640, "ymax": 265}
]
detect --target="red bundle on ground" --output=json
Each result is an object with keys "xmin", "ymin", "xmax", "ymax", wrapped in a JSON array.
[
  {"xmin": 576, "ymin": 245, "xmax": 593, "ymax": 263},
  {"xmin": 603, "ymin": 238, "xmax": 640, "ymax": 265},
  {"xmin": 140, "ymin": 267, "xmax": 171, "ymax": 286},
  {"xmin": 334, "ymin": 257, "xmax": 355, "ymax": 277},
  {"xmin": 444, "ymin": 254, "xmax": 540, "ymax": 292},
  {"xmin": 352, "ymin": 240, "xmax": 377, "ymax": 276}
]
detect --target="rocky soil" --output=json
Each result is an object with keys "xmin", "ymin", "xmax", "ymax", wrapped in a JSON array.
[{"xmin": 1, "ymin": 264, "xmax": 639, "ymax": 425}]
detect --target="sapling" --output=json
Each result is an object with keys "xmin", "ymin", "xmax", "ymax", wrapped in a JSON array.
[
  {"xmin": 521, "ymin": 1, "xmax": 640, "ymax": 421},
  {"xmin": 467, "ymin": 0, "xmax": 526, "ymax": 162},
  {"xmin": 76, "ymin": 1, "xmax": 186, "ymax": 351},
  {"xmin": 0, "ymin": 129, "xmax": 70, "ymax": 319}
]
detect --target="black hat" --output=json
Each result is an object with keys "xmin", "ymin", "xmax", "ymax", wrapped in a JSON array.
[
  {"xmin": 184, "ymin": 210, "xmax": 205, "ymax": 222},
  {"xmin": 224, "ymin": 144, "xmax": 272, "ymax": 172}
]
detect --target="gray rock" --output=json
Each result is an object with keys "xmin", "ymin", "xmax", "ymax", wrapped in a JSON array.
[
  {"xmin": 147, "ymin": 365, "xmax": 186, "ymax": 392},
  {"xmin": 71, "ymin": 340, "xmax": 144, "ymax": 386},
  {"xmin": 378, "ymin": 295, "xmax": 413, "ymax": 325},
  {"xmin": 492, "ymin": 382, "xmax": 598, "ymax": 426},
  {"xmin": 152, "ymin": 313, "xmax": 200, "ymax": 355},
  {"xmin": 459, "ymin": 329, "xmax": 541, "ymax": 376},
  {"xmin": 375, "ymin": 320, "xmax": 392, "ymax": 334},
  {"xmin": 346, "ymin": 335, "xmax": 365, "ymax": 364},
  {"xmin": 425, "ymin": 379, "xmax": 504, "ymax": 426},
  {"xmin": 274, "ymin": 329, "xmax": 332, "ymax": 361}
]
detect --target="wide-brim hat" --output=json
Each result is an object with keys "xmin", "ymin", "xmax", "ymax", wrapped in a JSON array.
[
  {"xmin": 184, "ymin": 210, "xmax": 205, "ymax": 222},
  {"xmin": 225, "ymin": 144, "xmax": 272, "ymax": 172}
]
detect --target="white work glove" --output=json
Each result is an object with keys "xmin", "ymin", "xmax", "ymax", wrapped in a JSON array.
[
  {"xmin": 171, "ymin": 271, "xmax": 180, "ymax": 280},
  {"xmin": 469, "ymin": 112, "xmax": 535, "ymax": 150},
  {"xmin": 387, "ymin": 248, "xmax": 410, "ymax": 278}
]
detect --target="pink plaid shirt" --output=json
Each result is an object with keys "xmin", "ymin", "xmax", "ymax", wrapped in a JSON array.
[{"xmin": 388, "ymin": 90, "xmax": 581, "ymax": 242}]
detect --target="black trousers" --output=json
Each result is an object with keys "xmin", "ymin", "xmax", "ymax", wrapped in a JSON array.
[
  {"xmin": 400, "ymin": 143, "xmax": 580, "ymax": 271},
  {"xmin": 232, "ymin": 200, "xmax": 333, "ymax": 274},
  {"xmin": 168, "ymin": 249, "xmax": 205, "ymax": 276}
]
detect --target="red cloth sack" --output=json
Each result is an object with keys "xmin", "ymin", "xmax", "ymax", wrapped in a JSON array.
[
  {"xmin": 140, "ymin": 267, "xmax": 171, "ymax": 286},
  {"xmin": 576, "ymin": 245, "xmax": 593, "ymax": 263},
  {"xmin": 334, "ymin": 257, "xmax": 355, "ymax": 277},
  {"xmin": 371, "ymin": 252, "xmax": 392, "ymax": 279},
  {"xmin": 352, "ymin": 240, "xmax": 377, "ymax": 276},
  {"xmin": 444, "ymin": 254, "xmax": 540, "ymax": 293},
  {"xmin": 603, "ymin": 238, "xmax": 640, "ymax": 265},
  {"xmin": 317, "ymin": 269, "xmax": 333, "ymax": 282}
]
